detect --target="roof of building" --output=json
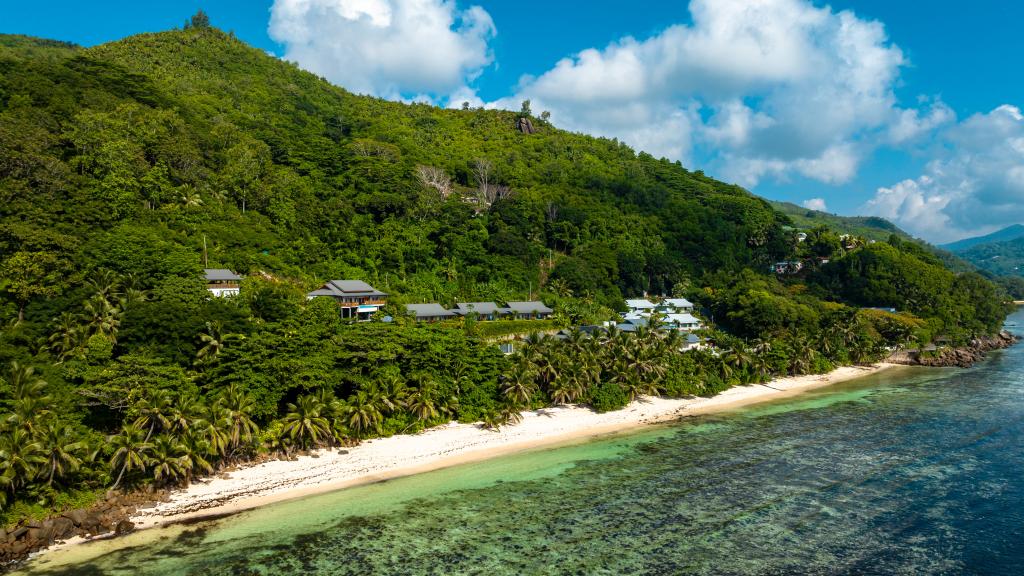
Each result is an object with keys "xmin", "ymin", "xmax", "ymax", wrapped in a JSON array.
[
  {"xmin": 204, "ymin": 268, "xmax": 242, "ymax": 282},
  {"xmin": 406, "ymin": 303, "xmax": 456, "ymax": 318},
  {"xmin": 310, "ymin": 279, "xmax": 387, "ymax": 298},
  {"xmin": 505, "ymin": 301, "xmax": 554, "ymax": 314},
  {"xmin": 666, "ymin": 313, "xmax": 701, "ymax": 325},
  {"xmin": 686, "ymin": 334, "xmax": 701, "ymax": 344},
  {"xmin": 616, "ymin": 323, "xmax": 639, "ymax": 332},
  {"xmin": 452, "ymin": 302, "xmax": 507, "ymax": 315},
  {"xmin": 624, "ymin": 317, "xmax": 649, "ymax": 327},
  {"xmin": 662, "ymin": 298, "xmax": 694, "ymax": 308},
  {"xmin": 625, "ymin": 298, "xmax": 657, "ymax": 309}
]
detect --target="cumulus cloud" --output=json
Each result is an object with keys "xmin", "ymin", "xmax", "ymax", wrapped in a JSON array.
[
  {"xmin": 864, "ymin": 105, "xmax": 1024, "ymax": 242},
  {"xmin": 269, "ymin": 0, "xmax": 495, "ymax": 99},
  {"xmin": 488, "ymin": 0, "xmax": 945, "ymax": 187},
  {"xmin": 802, "ymin": 198, "xmax": 828, "ymax": 212}
]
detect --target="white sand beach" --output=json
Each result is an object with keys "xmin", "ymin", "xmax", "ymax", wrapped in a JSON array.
[{"xmin": 45, "ymin": 363, "xmax": 894, "ymax": 557}]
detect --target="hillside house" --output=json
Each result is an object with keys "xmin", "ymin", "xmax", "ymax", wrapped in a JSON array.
[
  {"xmin": 625, "ymin": 299, "xmax": 657, "ymax": 314},
  {"xmin": 307, "ymin": 280, "xmax": 387, "ymax": 320},
  {"xmin": 406, "ymin": 303, "xmax": 456, "ymax": 322},
  {"xmin": 204, "ymin": 269, "xmax": 242, "ymax": 297},
  {"xmin": 660, "ymin": 298, "xmax": 694, "ymax": 313},
  {"xmin": 505, "ymin": 301, "xmax": 554, "ymax": 320},
  {"xmin": 451, "ymin": 302, "xmax": 508, "ymax": 321},
  {"xmin": 665, "ymin": 313, "xmax": 702, "ymax": 331}
]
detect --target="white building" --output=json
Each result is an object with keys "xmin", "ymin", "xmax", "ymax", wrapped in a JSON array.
[
  {"xmin": 625, "ymin": 299, "xmax": 657, "ymax": 314},
  {"xmin": 204, "ymin": 269, "xmax": 241, "ymax": 297}
]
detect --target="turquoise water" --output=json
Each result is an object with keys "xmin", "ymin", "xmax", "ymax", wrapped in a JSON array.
[{"xmin": 21, "ymin": 312, "xmax": 1024, "ymax": 574}]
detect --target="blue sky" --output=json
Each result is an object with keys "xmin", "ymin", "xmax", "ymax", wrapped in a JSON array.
[{"xmin": 5, "ymin": 0, "xmax": 1024, "ymax": 243}]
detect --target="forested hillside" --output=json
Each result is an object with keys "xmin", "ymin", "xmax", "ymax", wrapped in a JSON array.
[{"xmin": 0, "ymin": 22, "xmax": 1013, "ymax": 528}]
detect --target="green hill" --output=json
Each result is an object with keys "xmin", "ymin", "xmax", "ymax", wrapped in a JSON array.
[{"xmin": 2, "ymin": 27, "xmax": 796, "ymax": 311}]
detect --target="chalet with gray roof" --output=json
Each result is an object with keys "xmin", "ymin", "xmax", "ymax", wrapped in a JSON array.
[
  {"xmin": 204, "ymin": 268, "xmax": 242, "ymax": 297},
  {"xmin": 406, "ymin": 303, "xmax": 456, "ymax": 322},
  {"xmin": 451, "ymin": 302, "xmax": 508, "ymax": 321},
  {"xmin": 505, "ymin": 301, "xmax": 554, "ymax": 320},
  {"xmin": 625, "ymin": 298, "xmax": 657, "ymax": 313},
  {"xmin": 307, "ymin": 280, "xmax": 387, "ymax": 320}
]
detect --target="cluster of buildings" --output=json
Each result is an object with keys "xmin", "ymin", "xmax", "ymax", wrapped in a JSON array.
[
  {"xmin": 621, "ymin": 298, "xmax": 702, "ymax": 332},
  {"xmin": 405, "ymin": 300, "xmax": 554, "ymax": 322},
  {"xmin": 304, "ymin": 279, "xmax": 555, "ymax": 323}
]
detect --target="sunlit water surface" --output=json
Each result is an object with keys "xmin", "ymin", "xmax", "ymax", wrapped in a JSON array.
[{"xmin": 20, "ymin": 310, "xmax": 1024, "ymax": 575}]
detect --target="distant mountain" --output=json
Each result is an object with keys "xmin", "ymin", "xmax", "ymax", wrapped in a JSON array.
[{"xmin": 941, "ymin": 224, "xmax": 1024, "ymax": 253}]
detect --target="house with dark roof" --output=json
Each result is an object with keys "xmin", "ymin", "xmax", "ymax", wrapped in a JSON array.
[
  {"xmin": 451, "ymin": 302, "xmax": 508, "ymax": 321},
  {"xmin": 307, "ymin": 280, "xmax": 387, "ymax": 320},
  {"xmin": 204, "ymin": 269, "xmax": 242, "ymax": 297},
  {"xmin": 505, "ymin": 301, "xmax": 554, "ymax": 320},
  {"xmin": 406, "ymin": 303, "xmax": 456, "ymax": 322}
]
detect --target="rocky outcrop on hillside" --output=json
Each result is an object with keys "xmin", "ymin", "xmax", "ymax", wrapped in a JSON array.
[{"xmin": 888, "ymin": 331, "xmax": 1018, "ymax": 368}]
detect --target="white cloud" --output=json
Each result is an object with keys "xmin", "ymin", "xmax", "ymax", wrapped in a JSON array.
[
  {"xmin": 864, "ymin": 105, "xmax": 1024, "ymax": 242},
  {"xmin": 486, "ymin": 0, "xmax": 943, "ymax": 187},
  {"xmin": 269, "ymin": 0, "xmax": 495, "ymax": 100},
  {"xmin": 802, "ymin": 197, "xmax": 828, "ymax": 212}
]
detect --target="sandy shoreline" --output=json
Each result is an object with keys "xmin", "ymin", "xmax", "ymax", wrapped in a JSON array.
[{"xmin": 42, "ymin": 363, "xmax": 895, "ymax": 558}]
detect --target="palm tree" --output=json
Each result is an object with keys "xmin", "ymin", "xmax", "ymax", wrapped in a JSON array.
[
  {"xmin": 341, "ymin": 391, "xmax": 384, "ymax": 437},
  {"xmin": 0, "ymin": 428, "xmax": 44, "ymax": 489},
  {"xmin": 502, "ymin": 369, "xmax": 537, "ymax": 406},
  {"xmin": 281, "ymin": 394, "xmax": 332, "ymax": 449},
  {"xmin": 4, "ymin": 361, "xmax": 48, "ymax": 402},
  {"xmin": 177, "ymin": 430, "xmax": 214, "ymax": 483},
  {"xmin": 147, "ymin": 435, "xmax": 187, "ymax": 485},
  {"xmin": 109, "ymin": 424, "xmax": 152, "ymax": 489},
  {"xmin": 405, "ymin": 380, "xmax": 440, "ymax": 424},
  {"xmin": 168, "ymin": 392, "xmax": 202, "ymax": 434},
  {"xmin": 38, "ymin": 422, "xmax": 88, "ymax": 486},
  {"xmin": 48, "ymin": 312, "xmax": 84, "ymax": 361},
  {"xmin": 134, "ymin": 389, "xmax": 173, "ymax": 442},
  {"xmin": 194, "ymin": 321, "xmax": 243, "ymax": 367},
  {"xmin": 7, "ymin": 395, "xmax": 51, "ymax": 435},
  {"xmin": 197, "ymin": 402, "xmax": 230, "ymax": 458},
  {"xmin": 219, "ymin": 384, "xmax": 259, "ymax": 453},
  {"xmin": 82, "ymin": 294, "xmax": 121, "ymax": 342}
]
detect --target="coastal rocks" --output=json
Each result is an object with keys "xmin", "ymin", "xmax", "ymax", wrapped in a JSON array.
[
  {"xmin": 888, "ymin": 331, "xmax": 1019, "ymax": 368},
  {"xmin": 0, "ymin": 490, "xmax": 157, "ymax": 565}
]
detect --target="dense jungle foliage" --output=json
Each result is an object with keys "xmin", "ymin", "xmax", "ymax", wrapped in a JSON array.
[{"xmin": 0, "ymin": 20, "xmax": 1013, "ymax": 524}]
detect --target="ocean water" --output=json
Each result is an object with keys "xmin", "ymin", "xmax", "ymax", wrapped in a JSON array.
[{"xmin": 21, "ymin": 312, "xmax": 1024, "ymax": 575}]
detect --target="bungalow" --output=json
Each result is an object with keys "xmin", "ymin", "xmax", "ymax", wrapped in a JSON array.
[
  {"xmin": 769, "ymin": 261, "xmax": 804, "ymax": 275},
  {"xmin": 681, "ymin": 333, "xmax": 703, "ymax": 351},
  {"xmin": 665, "ymin": 313, "xmax": 702, "ymax": 331},
  {"xmin": 625, "ymin": 298, "xmax": 657, "ymax": 314},
  {"xmin": 451, "ymin": 302, "xmax": 509, "ymax": 321},
  {"xmin": 307, "ymin": 280, "xmax": 387, "ymax": 320},
  {"xmin": 406, "ymin": 303, "xmax": 456, "ymax": 322},
  {"xmin": 660, "ymin": 298, "xmax": 694, "ymax": 313},
  {"xmin": 204, "ymin": 269, "xmax": 241, "ymax": 297},
  {"xmin": 505, "ymin": 301, "xmax": 554, "ymax": 320}
]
